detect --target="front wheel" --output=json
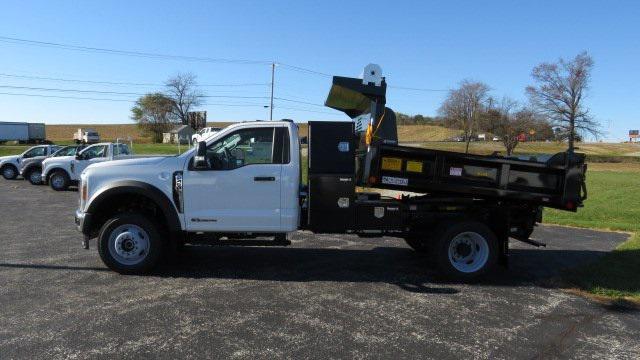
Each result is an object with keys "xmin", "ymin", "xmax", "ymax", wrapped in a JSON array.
[
  {"xmin": 1, "ymin": 165, "xmax": 18, "ymax": 180},
  {"xmin": 98, "ymin": 213, "xmax": 165, "ymax": 274},
  {"xmin": 26, "ymin": 168, "xmax": 43, "ymax": 185},
  {"xmin": 49, "ymin": 170, "xmax": 70, "ymax": 191},
  {"xmin": 432, "ymin": 221, "xmax": 498, "ymax": 281}
]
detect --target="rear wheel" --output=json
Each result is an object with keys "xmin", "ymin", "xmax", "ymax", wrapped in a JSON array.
[
  {"xmin": 26, "ymin": 168, "xmax": 43, "ymax": 185},
  {"xmin": 1, "ymin": 165, "xmax": 18, "ymax": 180},
  {"xmin": 98, "ymin": 213, "xmax": 165, "ymax": 274},
  {"xmin": 432, "ymin": 221, "xmax": 498, "ymax": 281},
  {"xmin": 49, "ymin": 170, "xmax": 70, "ymax": 191}
]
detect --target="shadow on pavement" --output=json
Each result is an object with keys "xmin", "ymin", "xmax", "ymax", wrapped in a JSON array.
[{"xmin": 0, "ymin": 244, "xmax": 624, "ymax": 296}]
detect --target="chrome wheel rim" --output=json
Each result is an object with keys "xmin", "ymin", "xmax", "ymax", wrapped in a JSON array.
[
  {"xmin": 3, "ymin": 167, "xmax": 15, "ymax": 178},
  {"xmin": 30, "ymin": 170, "xmax": 42, "ymax": 184},
  {"xmin": 51, "ymin": 174, "xmax": 65, "ymax": 189},
  {"xmin": 108, "ymin": 224, "xmax": 150, "ymax": 266},
  {"xmin": 447, "ymin": 231, "xmax": 489, "ymax": 273}
]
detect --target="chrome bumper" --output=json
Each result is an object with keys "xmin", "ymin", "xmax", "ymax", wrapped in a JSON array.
[{"xmin": 75, "ymin": 209, "xmax": 92, "ymax": 249}]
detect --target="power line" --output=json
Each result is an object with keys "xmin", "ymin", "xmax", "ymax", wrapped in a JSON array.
[
  {"xmin": 0, "ymin": 85, "xmax": 270, "ymax": 99},
  {"xmin": 0, "ymin": 36, "xmax": 450, "ymax": 92},
  {"xmin": 389, "ymin": 85, "xmax": 449, "ymax": 92},
  {"xmin": 278, "ymin": 63, "xmax": 332, "ymax": 78},
  {"xmin": 0, "ymin": 72, "xmax": 270, "ymax": 87},
  {"xmin": 0, "ymin": 91, "xmax": 268, "ymax": 108},
  {"xmin": 0, "ymin": 36, "xmax": 271, "ymax": 65},
  {"xmin": 274, "ymin": 97, "xmax": 326, "ymax": 108},
  {"xmin": 273, "ymin": 105, "xmax": 341, "ymax": 115}
]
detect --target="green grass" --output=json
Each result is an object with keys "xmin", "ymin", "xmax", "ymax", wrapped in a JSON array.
[{"xmin": 544, "ymin": 171, "xmax": 640, "ymax": 300}]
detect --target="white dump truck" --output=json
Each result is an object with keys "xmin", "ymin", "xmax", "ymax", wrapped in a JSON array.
[{"xmin": 74, "ymin": 65, "xmax": 587, "ymax": 279}]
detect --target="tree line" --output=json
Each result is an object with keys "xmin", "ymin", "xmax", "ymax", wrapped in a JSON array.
[
  {"xmin": 131, "ymin": 73, "xmax": 203, "ymax": 143},
  {"xmin": 437, "ymin": 51, "xmax": 599, "ymax": 155}
]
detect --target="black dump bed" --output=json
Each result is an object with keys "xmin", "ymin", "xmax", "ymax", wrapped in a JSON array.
[
  {"xmin": 367, "ymin": 144, "xmax": 587, "ymax": 211},
  {"xmin": 324, "ymin": 71, "xmax": 587, "ymax": 212}
]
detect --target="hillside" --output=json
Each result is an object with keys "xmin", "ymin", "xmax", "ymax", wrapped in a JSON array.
[{"xmin": 44, "ymin": 122, "xmax": 447, "ymax": 143}]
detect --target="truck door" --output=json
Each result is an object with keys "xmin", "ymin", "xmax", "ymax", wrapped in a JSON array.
[
  {"xmin": 73, "ymin": 144, "xmax": 108, "ymax": 178},
  {"xmin": 182, "ymin": 126, "xmax": 283, "ymax": 232}
]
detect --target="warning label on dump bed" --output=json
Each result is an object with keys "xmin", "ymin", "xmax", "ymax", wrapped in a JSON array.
[{"xmin": 381, "ymin": 176, "xmax": 408, "ymax": 186}]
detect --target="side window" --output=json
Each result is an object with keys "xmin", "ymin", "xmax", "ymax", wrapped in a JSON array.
[
  {"xmin": 23, "ymin": 147, "xmax": 46, "ymax": 158},
  {"xmin": 205, "ymin": 127, "xmax": 275, "ymax": 170},
  {"xmin": 114, "ymin": 144, "xmax": 130, "ymax": 156},
  {"xmin": 79, "ymin": 145, "xmax": 107, "ymax": 160}
]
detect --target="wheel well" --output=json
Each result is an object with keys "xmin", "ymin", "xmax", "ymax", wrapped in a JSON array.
[
  {"xmin": 45, "ymin": 167, "xmax": 67, "ymax": 182},
  {"xmin": 88, "ymin": 193, "xmax": 171, "ymax": 238},
  {"xmin": 24, "ymin": 165, "xmax": 42, "ymax": 174},
  {"xmin": 1, "ymin": 163, "xmax": 17, "ymax": 170}
]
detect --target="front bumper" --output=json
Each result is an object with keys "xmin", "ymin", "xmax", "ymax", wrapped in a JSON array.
[
  {"xmin": 75, "ymin": 209, "xmax": 93, "ymax": 235},
  {"xmin": 75, "ymin": 209, "xmax": 93, "ymax": 249}
]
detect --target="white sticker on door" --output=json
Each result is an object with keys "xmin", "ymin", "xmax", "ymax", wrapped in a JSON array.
[{"xmin": 381, "ymin": 176, "xmax": 408, "ymax": 186}]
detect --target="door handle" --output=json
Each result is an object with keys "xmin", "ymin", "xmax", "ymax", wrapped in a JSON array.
[{"xmin": 254, "ymin": 176, "xmax": 276, "ymax": 181}]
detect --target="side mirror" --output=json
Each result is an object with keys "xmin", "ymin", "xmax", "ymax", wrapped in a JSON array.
[
  {"xmin": 75, "ymin": 153, "xmax": 82, "ymax": 160},
  {"xmin": 193, "ymin": 141, "xmax": 208, "ymax": 169}
]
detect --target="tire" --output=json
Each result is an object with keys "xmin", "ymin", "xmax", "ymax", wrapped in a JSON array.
[
  {"xmin": 1, "ymin": 165, "xmax": 18, "ymax": 180},
  {"xmin": 25, "ymin": 167, "xmax": 43, "ymax": 185},
  {"xmin": 404, "ymin": 235, "xmax": 433, "ymax": 253},
  {"xmin": 49, "ymin": 170, "xmax": 70, "ymax": 191},
  {"xmin": 97, "ymin": 213, "xmax": 165, "ymax": 274},
  {"xmin": 432, "ymin": 221, "xmax": 498, "ymax": 281}
]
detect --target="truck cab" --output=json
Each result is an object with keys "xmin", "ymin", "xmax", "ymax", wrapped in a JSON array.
[
  {"xmin": 43, "ymin": 142, "xmax": 131, "ymax": 191},
  {"xmin": 0, "ymin": 145, "xmax": 60, "ymax": 180}
]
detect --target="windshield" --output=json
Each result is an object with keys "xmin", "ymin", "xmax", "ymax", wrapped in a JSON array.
[
  {"xmin": 78, "ymin": 145, "xmax": 107, "ymax": 159},
  {"xmin": 53, "ymin": 146, "xmax": 79, "ymax": 157}
]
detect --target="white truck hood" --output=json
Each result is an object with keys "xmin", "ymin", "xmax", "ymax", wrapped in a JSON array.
[
  {"xmin": 0, "ymin": 155, "xmax": 19, "ymax": 165},
  {"xmin": 87, "ymin": 156, "xmax": 172, "ymax": 169}
]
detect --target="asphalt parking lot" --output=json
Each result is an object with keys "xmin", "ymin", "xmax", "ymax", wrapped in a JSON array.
[{"xmin": 1, "ymin": 179, "xmax": 638, "ymax": 359}]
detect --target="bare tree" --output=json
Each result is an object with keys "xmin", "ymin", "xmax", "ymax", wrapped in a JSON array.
[
  {"xmin": 493, "ymin": 97, "xmax": 535, "ymax": 155},
  {"xmin": 439, "ymin": 80, "xmax": 490, "ymax": 153},
  {"xmin": 165, "ymin": 73, "xmax": 204, "ymax": 125},
  {"xmin": 526, "ymin": 52, "xmax": 600, "ymax": 151},
  {"xmin": 131, "ymin": 93, "xmax": 179, "ymax": 143}
]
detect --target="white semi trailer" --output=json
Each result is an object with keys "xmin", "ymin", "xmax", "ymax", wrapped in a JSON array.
[{"xmin": 0, "ymin": 122, "xmax": 46, "ymax": 143}]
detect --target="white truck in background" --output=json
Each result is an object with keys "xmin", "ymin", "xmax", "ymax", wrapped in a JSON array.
[
  {"xmin": 0, "ymin": 145, "xmax": 60, "ymax": 179},
  {"xmin": 0, "ymin": 122, "xmax": 46, "ymax": 143},
  {"xmin": 42, "ymin": 142, "xmax": 131, "ymax": 191},
  {"xmin": 192, "ymin": 127, "xmax": 222, "ymax": 144},
  {"xmin": 73, "ymin": 128, "xmax": 100, "ymax": 144}
]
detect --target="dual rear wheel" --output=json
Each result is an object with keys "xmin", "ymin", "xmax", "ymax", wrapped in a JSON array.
[{"xmin": 405, "ymin": 221, "xmax": 499, "ymax": 281}]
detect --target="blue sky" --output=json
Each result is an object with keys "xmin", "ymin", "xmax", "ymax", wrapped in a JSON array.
[{"xmin": 0, "ymin": 0, "xmax": 638, "ymax": 140}]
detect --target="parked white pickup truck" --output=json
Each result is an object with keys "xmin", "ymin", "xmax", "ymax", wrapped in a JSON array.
[
  {"xmin": 43, "ymin": 142, "xmax": 131, "ymax": 191},
  {"xmin": 0, "ymin": 145, "xmax": 61, "ymax": 180}
]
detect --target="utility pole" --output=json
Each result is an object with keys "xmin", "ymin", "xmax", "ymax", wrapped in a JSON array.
[{"xmin": 270, "ymin": 62, "xmax": 275, "ymax": 121}]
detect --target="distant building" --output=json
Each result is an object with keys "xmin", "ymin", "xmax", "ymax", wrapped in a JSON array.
[
  {"xmin": 163, "ymin": 125, "xmax": 195, "ymax": 144},
  {"xmin": 630, "ymin": 130, "xmax": 639, "ymax": 143}
]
